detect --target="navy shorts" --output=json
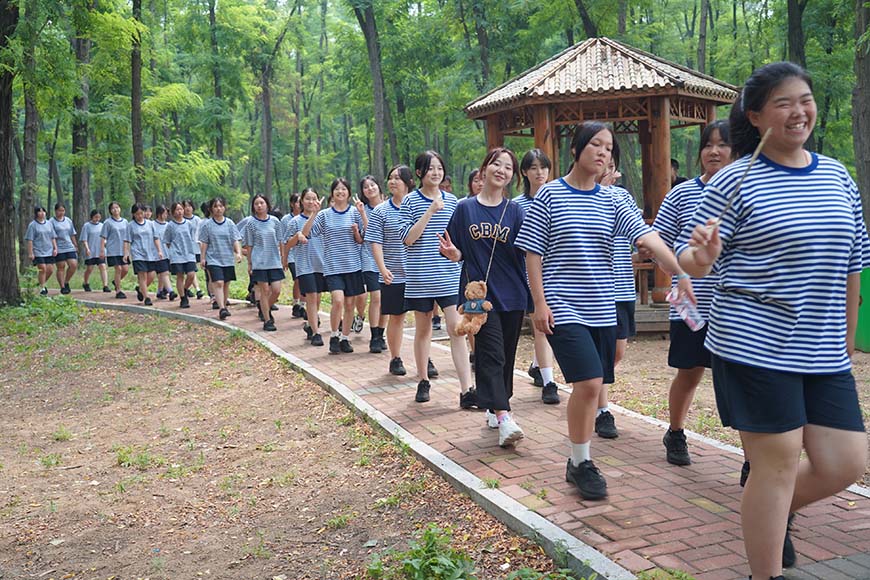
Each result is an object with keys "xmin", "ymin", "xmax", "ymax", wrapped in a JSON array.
[
  {"xmin": 251, "ymin": 268, "xmax": 285, "ymax": 283},
  {"xmin": 85, "ymin": 257, "xmax": 106, "ymax": 266},
  {"xmin": 55, "ymin": 251, "xmax": 77, "ymax": 262},
  {"xmin": 132, "ymin": 260, "xmax": 155, "ymax": 274},
  {"xmin": 711, "ymin": 355, "xmax": 866, "ymax": 434},
  {"xmin": 404, "ymin": 295, "xmax": 459, "ymax": 313},
  {"xmin": 153, "ymin": 258, "xmax": 170, "ymax": 274},
  {"xmin": 668, "ymin": 320, "xmax": 711, "ymax": 369},
  {"xmin": 33, "ymin": 256, "xmax": 54, "ymax": 265},
  {"xmin": 325, "ymin": 271, "xmax": 365, "ymax": 297},
  {"xmin": 170, "ymin": 262, "xmax": 197, "ymax": 275},
  {"xmin": 547, "ymin": 323, "xmax": 617, "ymax": 384},
  {"xmin": 615, "ymin": 300, "xmax": 636, "ymax": 339},
  {"xmin": 288, "ymin": 262, "xmax": 297, "ymax": 280},
  {"xmin": 107, "ymin": 255, "xmax": 128, "ymax": 267},
  {"xmin": 207, "ymin": 265, "xmax": 236, "ymax": 282},
  {"xmin": 298, "ymin": 272, "xmax": 327, "ymax": 295},
  {"xmin": 381, "ymin": 282, "xmax": 407, "ymax": 316},
  {"xmin": 363, "ymin": 270, "xmax": 381, "ymax": 293}
]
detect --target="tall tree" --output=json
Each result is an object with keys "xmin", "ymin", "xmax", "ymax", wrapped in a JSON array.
[
  {"xmin": 0, "ymin": 0, "xmax": 21, "ymax": 303},
  {"xmin": 71, "ymin": 0, "xmax": 92, "ymax": 238},
  {"xmin": 208, "ymin": 0, "xmax": 223, "ymax": 162},
  {"xmin": 855, "ymin": 0, "xmax": 870, "ymax": 220},
  {"xmin": 698, "ymin": 0, "xmax": 710, "ymax": 73},
  {"xmin": 131, "ymin": 0, "xmax": 146, "ymax": 202},
  {"xmin": 18, "ymin": 0, "xmax": 39, "ymax": 273},
  {"xmin": 787, "ymin": 0, "xmax": 815, "ymax": 150}
]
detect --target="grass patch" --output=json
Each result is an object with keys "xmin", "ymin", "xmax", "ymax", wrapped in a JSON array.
[
  {"xmin": 114, "ymin": 445, "xmax": 165, "ymax": 471},
  {"xmin": 51, "ymin": 425, "xmax": 73, "ymax": 442},
  {"xmin": 0, "ymin": 295, "xmax": 83, "ymax": 336},
  {"xmin": 40, "ymin": 453, "xmax": 62, "ymax": 468}
]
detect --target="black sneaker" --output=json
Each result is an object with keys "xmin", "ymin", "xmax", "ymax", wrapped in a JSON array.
[
  {"xmin": 663, "ymin": 429, "xmax": 691, "ymax": 465},
  {"xmin": 459, "ymin": 388, "xmax": 478, "ymax": 409},
  {"xmin": 196, "ymin": 290, "xmax": 204, "ymax": 299},
  {"xmin": 40, "ymin": 287, "xmax": 48, "ymax": 296},
  {"xmin": 311, "ymin": 333, "xmax": 324, "ymax": 347},
  {"xmin": 102, "ymin": 286, "xmax": 111, "ymax": 293},
  {"xmin": 263, "ymin": 319, "xmax": 277, "ymax": 331},
  {"xmin": 303, "ymin": 322, "xmax": 314, "ymax": 340},
  {"xmin": 431, "ymin": 315, "xmax": 441, "ymax": 331},
  {"xmin": 783, "ymin": 513, "xmax": 796, "ymax": 568},
  {"xmin": 352, "ymin": 314, "xmax": 364, "ymax": 333},
  {"xmin": 270, "ymin": 304, "xmax": 279, "ymax": 312},
  {"xmin": 144, "ymin": 297, "xmax": 153, "ymax": 306},
  {"xmin": 299, "ymin": 306, "xmax": 307, "ymax": 319},
  {"xmin": 219, "ymin": 308, "xmax": 230, "ymax": 320},
  {"xmin": 542, "ymin": 382, "xmax": 560, "ymax": 405},
  {"xmin": 340, "ymin": 338, "xmax": 354, "ymax": 353},
  {"xmin": 212, "ymin": 301, "xmax": 220, "ymax": 310},
  {"xmin": 180, "ymin": 295, "xmax": 190, "ymax": 309},
  {"xmin": 427, "ymin": 358, "xmax": 439, "ymax": 378},
  {"xmin": 169, "ymin": 291, "xmax": 178, "ymax": 301},
  {"xmin": 369, "ymin": 336, "xmax": 383, "ymax": 353},
  {"xmin": 61, "ymin": 284, "xmax": 71, "ymax": 295},
  {"xmin": 565, "ymin": 459, "xmax": 608, "ymax": 500},
  {"xmin": 329, "ymin": 336, "xmax": 341, "ymax": 354},
  {"xmin": 389, "ymin": 357, "xmax": 406, "ymax": 376},
  {"xmin": 528, "ymin": 363, "xmax": 544, "ymax": 387},
  {"xmin": 186, "ymin": 288, "xmax": 194, "ymax": 298},
  {"xmin": 740, "ymin": 460, "xmax": 751, "ymax": 487},
  {"xmin": 136, "ymin": 286, "xmax": 143, "ymax": 302},
  {"xmin": 116, "ymin": 291, "xmax": 126, "ymax": 299},
  {"xmin": 83, "ymin": 283, "xmax": 92, "ymax": 292},
  {"xmin": 595, "ymin": 410, "xmax": 619, "ymax": 439},
  {"xmin": 156, "ymin": 289, "xmax": 166, "ymax": 300},
  {"xmin": 291, "ymin": 304, "xmax": 302, "ymax": 318},
  {"xmin": 415, "ymin": 380, "xmax": 431, "ymax": 403}
]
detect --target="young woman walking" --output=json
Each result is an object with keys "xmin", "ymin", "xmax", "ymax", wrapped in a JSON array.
[
  {"xmin": 357, "ymin": 175, "xmax": 388, "ymax": 353},
  {"xmin": 152, "ymin": 205, "xmax": 174, "ymax": 299},
  {"xmin": 164, "ymin": 202, "xmax": 198, "ymax": 309},
  {"xmin": 244, "ymin": 194, "xmax": 285, "ymax": 331},
  {"xmin": 286, "ymin": 188, "xmax": 326, "ymax": 346},
  {"xmin": 100, "ymin": 201, "xmax": 129, "ymax": 299},
  {"xmin": 50, "ymin": 203, "xmax": 78, "ymax": 295},
  {"xmin": 123, "ymin": 203, "xmax": 163, "ymax": 306},
  {"xmin": 81, "ymin": 209, "xmax": 110, "ymax": 293},
  {"xmin": 183, "ymin": 200, "xmax": 205, "ymax": 300},
  {"xmin": 24, "ymin": 206, "xmax": 57, "ymax": 295},
  {"xmin": 198, "ymin": 197, "xmax": 242, "ymax": 320},
  {"xmin": 282, "ymin": 192, "xmax": 305, "ymax": 319}
]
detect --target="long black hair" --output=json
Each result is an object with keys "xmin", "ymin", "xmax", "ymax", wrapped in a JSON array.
[
  {"xmin": 414, "ymin": 150, "xmax": 446, "ymax": 187},
  {"xmin": 569, "ymin": 122, "xmax": 618, "ymax": 164},
  {"xmin": 388, "ymin": 164, "xmax": 415, "ymax": 193},
  {"xmin": 520, "ymin": 149, "xmax": 552, "ymax": 197}
]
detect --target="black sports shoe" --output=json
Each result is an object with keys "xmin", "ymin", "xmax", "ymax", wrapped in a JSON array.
[
  {"xmin": 212, "ymin": 301, "xmax": 220, "ymax": 310},
  {"xmin": 156, "ymin": 289, "xmax": 166, "ymax": 300},
  {"xmin": 459, "ymin": 388, "xmax": 478, "ymax": 409},
  {"xmin": 40, "ymin": 287, "xmax": 49, "ymax": 296},
  {"xmin": 352, "ymin": 314, "xmax": 364, "ymax": 333},
  {"xmin": 196, "ymin": 290, "xmax": 204, "ymax": 299},
  {"xmin": 303, "ymin": 322, "xmax": 314, "ymax": 340},
  {"xmin": 542, "ymin": 382, "xmax": 560, "ymax": 405},
  {"xmin": 299, "ymin": 306, "xmax": 307, "ymax": 319},
  {"xmin": 389, "ymin": 357, "xmax": 406, "ymax": 376},
  {"xmin": 740, "ymin": 460, "xmax": 751, "ymax": 487},
  {"xmin": 61, "ymin": 283, "xmax": 71, "ymax": 295},
  {"xmin": 116, "ymin": 291, "xmax": 126, "ymax": 299},
  {"xmin": 180, "ymin": 295, "xmax": 190, "ymax": 309},
  {"xmin": 143, "ymin": 297, "xmax": 153, "ymax": 306},
  {"xmin": 291, "ymin": 304, "xmax": 302, "ymax": 318},
  {"xmin": 415, "ymin": 380, "xmax": 431, "ymax": 403},
  {"xmin": 427, "ymin": 358, "xmax": 439, "ymax": 378},
  {"xmin": 270, "ymin": 304, "xmax": 279, "ymax": 312},
  {"xmin": 431, "ymin": 315, "xmax": 441, "ymax": 331},
  {"xmin": 219, "ymin": 308, "xmax": 230, "ymax": 320},
  {"xmin": 595, "ymin": 410, "xmax": 619, "ymax": 439},
  {"xmin": 136, "ymin": 286, "xmax": 143, "ymax": 302},
  {"xmin": 528, "ymin": 363, "xmax": 544, "ymax": 387},
  {"xmin": 169, "ymin": 291, "xmax": 178, "ymax": 301},
  {"xmin": 329, "ymin": 336, "xmax": 341, "ymax": 354},
  {"xmin": 339, "ymin": 338, "xmax": 354, "ymax": 353},
  {"xmin": 83, "ymin": 283, "xmax": 92, "ymax": 292},
  {"xmin": 566, "ymin": 459, "xmax": 608, "ymax": 500},
  {"xmin": 102, "ymin": 286, "xmax": 111, "ymax": 293},
  {"xmin": 663, "ymin": 429, "xmax": 691, "ymax": 465},
  {"xmin": 369, "ymin": 335, "xmax": 383, "ymax": 353},
  {"xmin": 311, "ymin": 333, "xmax": 324, "ymax": 347},
  {"xmin": 186, "ymin": 288, "xmax": 194, "ymax": 298},
  {"xmin": 263, "ymin": 319, "xmax": 277, "ymax": 331},
  {"xmin": 783, "ymin": 513, "xmax": 796, "ymax": 568}
]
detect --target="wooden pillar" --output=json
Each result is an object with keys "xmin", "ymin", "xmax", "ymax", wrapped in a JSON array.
[
  {"xmin": 638, "ymin": 119, "xmax": 653, "ymax": 219},
  {"xmin": 533, "ymin": 105, "xmax": 558, "ymax": 175},
  {"xmin": 650, "ymin": 96, "xmax": 672, "ymax": 303},
  {"xmin": 485, "ymin": 114, "xmax": 504, "ymax": 150}
]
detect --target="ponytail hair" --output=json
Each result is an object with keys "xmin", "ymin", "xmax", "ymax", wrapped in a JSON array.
[{"xmin": 519, "ymin": 149, "xmax": 552, "ymax": 197}]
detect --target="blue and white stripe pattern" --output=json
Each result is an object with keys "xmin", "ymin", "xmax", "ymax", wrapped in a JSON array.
[
  {"xmin": 654, "ymin": 177, "xmax": 719, "ymax": 320},
  {"xmin": 513, "ymin": 193, "xmax": 535, "ymax": 213},
  {"xmin": 280, "ymin": 214, "xmax": 296, "ymax": 264},
  {"xmin": 24, "ymin": 220, "xmax": 56, "ymax": 257},
  {"xmin": 153, "ymin": 220, "xmax": 168, "ymax": 246},
  {"xmin": 236, "ymin": 216, "xmax": 252, "ymax": 241},
  {"xmin": 286, "ymin": 214, "xmax": 324, "ymax": 276},
  {"xmin": 516, "ymin": 178, "xmax": 652, "ymax": 327},
  {"xmin": 81, "ymin": 221, "xmax": 103, "ymax": 258},
  {"xmin": 164, "ymin": 218, "xmax": 197, "ymax": 264},
  {"xmin": 198, "ymin": 217, "xmax": 241, "ymax": 267},
  {"xmin": 101, "ymin": 217, "xmax": 128, "ymax": 257},
  {"xmin": 243, "ymin": 215, "xmax": 283, "ymax": 271},
  {"xmin": 399, "ymin": 190, "xmax": 461, "ymax": 298},
  {"xmin": 607, "ymin": 186, "xmax": 640, "ymax": 302},
  {"xmin": 365, "ymin": 199, "xmax": 407, "ymax": 284},
  {"xmin": 50, "ymin": 217, "xmax": 77, "ymax": 253},
  {"xmin": 360, "ymin": 203, "xmax": 379, "ymax": 273},
  {"xmin": 125, "ymin": 219, "xmax": 159, "ymax": 261},
  {"xmin": 309, "ymin": 207, "xmax": 363, "ymax": 276},
  {"xmin": 675, "ymin": 153, "xmax": 870, "ymax": 373}
]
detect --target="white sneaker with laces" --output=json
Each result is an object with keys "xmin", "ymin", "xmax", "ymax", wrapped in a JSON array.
[
  {"xmin": 498, "ymin": 416, "xmax": 524, "ymax": 447},
  {"xmin": 485, "ymin": 410, "xmax": 498, "ymax": 429}
]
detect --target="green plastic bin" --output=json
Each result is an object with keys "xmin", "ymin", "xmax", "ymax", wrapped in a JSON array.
[{"xmin": 857, "ymin": 268, "xmax": 870, "ymax": 353}]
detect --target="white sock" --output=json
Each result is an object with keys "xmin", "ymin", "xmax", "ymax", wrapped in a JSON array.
[
  {"xmin": 532, "ymin": 354, "xmax": 538, "ymax": 367},
  {"xmin": 331, "ymin": 330, "xmax": 340, "ymax": 338},
  {"xmin": 597, "ymin": 406, "xmax": 609, "ymax": 417},
  {"xmin": 541, "ymin": 367, "xmax": 554, "ymax": 385},
  {"xmin": 497, "ymin": 412, "xmax": 511, "ymax": 424},
  {"xmin": 340, "ymin": 334, "xmax": 349, "ymax": 341},
  {"xmin": 571, "ymin": 442, "xmax": 591, "ymax": 466}
]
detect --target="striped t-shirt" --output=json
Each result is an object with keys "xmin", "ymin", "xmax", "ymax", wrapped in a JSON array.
[
  {"xmin": 101, "ymin": 217, "xmax": 128, "ymax": 257},
  {"xmin": 163, "ymin": 218, "xmax": 197, "ymax": 264},
  {"xmin": 80, "ymin": 221, "xmax": 103, "ymax": 259},
  {"xmin": 607, "ymin": 186, "xmax": 640, "ymax": 302},
  {"xmin": 279, "ymin": 214, "xmax": 296, "ymax": 264},
  {"xmin": 125, "ymin": 219, "xmax": 159, "ymax": 262},
  {"xmin": 365, "ymin": 199, "xmax": 408, "ymax": 284},
  {"xmin": 24, "ymin": 220, "xmax": 56, "ymax": 257},
  {"xmin": 675, "ymin": 153, "xmax": 870, "ymax": 373},
  {"xmin": 153, "ymin": 220, "xmax": 168, "ymax": 246},
  {"xmin": 360, "ymin": 203, "xmax": 378, "ymax": 273},
  {"xmin": 399, "ymin": 190, "xmax": 462, "ymax": 298},
  {"xmin": 286, "ymin": 214, "xmax": 324, "ymax": 276},
  {"xmin": 309, "ymin": 206, "xmax": 363, "ymax": 276},
  {"xmin": 654, "ymin": 177, "xmax": 719, "ymax": 321},
  {"xmin": 515, "ymin": 178, "xmax": 652, "ymax": 327},
  {"xmin": 50, "ymin": 217, "xmax": 77, "ymax": 254},
  {"xmin": 198, "ymin": 217, "xmax": 241, "ymax": 267},
  {"xmin": 243, "ymin": 215, "xmax": 283, "ymax": 271},
  {"xmin": 513, "ymin": 193, "xmax": 535, "ymax": 213}
]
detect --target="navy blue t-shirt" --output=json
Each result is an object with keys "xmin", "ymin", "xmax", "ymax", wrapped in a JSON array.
[{"xmin": 446, "ymin": 197, "xmax": 529, "ymax": 312}]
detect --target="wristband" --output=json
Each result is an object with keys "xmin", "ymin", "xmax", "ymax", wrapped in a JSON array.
[{"xmin": 676, "ymin": 273, "xmax": 691, "ymax": 280}]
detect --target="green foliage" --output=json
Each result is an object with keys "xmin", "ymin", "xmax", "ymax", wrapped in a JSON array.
[
  {"xmin": 366, "ymin": 524, "xmax": 476, "ymax": 580},
  {"xmin": 0, "ymin": 295, "xmax": 82, "ymax": 336}
]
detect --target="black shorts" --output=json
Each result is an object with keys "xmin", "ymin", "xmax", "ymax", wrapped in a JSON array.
[
  {"xmin": 85, "ymin": 257, "xmax": 106, "ymax": 266},
  {"xmin": 132, "ymin": 260, "xmax": 155, "ymax": 274},
  {"xmin": 711, "ymin": 355, "xmax": 865, "ymax": 434},
  {"xmin": 251, "ymin": 268, "xmax": 285, "ymax": 283},
  {"xmin": 207, "ymin": 265, "xmax": 236, "ymax": 282},
  {"xmin": 547, "ymin": 323, "xmax": 617, "ymax": 385},
  {"xmin": 55, "ymin": 251, "xmax": 78, "ymax": 262},
  {"xmin": 362, "ymin": 270, "xmax": 381, "ymax": 293},
  {"xmin": 668, "ymin": 320, "xmax": 711, "ymax": 369},
  {"xmin": 33, "ymin": 256, "xmax": 54, "ymax": 265},
  {"xmin": 298, "ymin": 272, "xmax": 327, "ymax": 295},
  {"xmin": 381, "ymin": 282, "xmax": 407, "ymax": 316},
  {"xmin": 288, "ymin": 262, "xmax": 297, "ymax": 280},
  {"xmin": 404, "ymin": 295, "xmax": 459, "ymax": 313},
  {"xmin": 170, "ymin": 262, "xmax": 197, "ymax": 275},
  {"xmin": 107, "ymin": 255, "xmax": 128, "ymax": 267},
  {"xmin": 325, "ymin": 271, "xmax": 365, "ymax": 297},
  {"xmin": 153, "ymin": 258, "xmax": 170, "ymax": 274},
  {"xmin": 615, "ymin": 300, "xmax": 636, "ymax": 339}
]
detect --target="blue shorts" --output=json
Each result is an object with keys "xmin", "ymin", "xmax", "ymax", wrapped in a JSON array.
[
  {"xmin": 404, "ymin": 295, "xmax": 459, "ymax": 313},
  {"xmin": 33, "ymin": 256, "xmax": 54, "ymax": 265},
  {"xmin": 363, "ymin": 270, "xmax": 381, "ymax": 293},
  {"xmin": 669, "ymin": 320, "xmax": 711, "ymax": 369},
  {"xmin": 169, "ymin": 262, "xmax": 197, "ymax": 275},
  {"xmin": 55, "ymin": 251, "xmax": 78, "ymax": 262},
  {"xmin": 298, "ymin": 272, "xmax": 327, "ymax": 295},
  {"xmin": 132, "ymin": 260, "xmax": 155, "ymax": 274},
  {"xmin": 711, "ymin": 355, "xmax": 866, "ymax": 434},
  {"xmin": 107, "ymin": 255, "xmax": 128, "ymax": 267},
  {"xmin": 251, "ymin": 268, "xmax": 285, "ymax": 283},
  {"xmin": 207, "ymin": 265, "xmax": 236, "ymax": 282},
  {"xmin": 325, "ymin": 271, "xmax": 365, "ymax": 297},
  {"xmin": 615, "ymin": 300, "xmax": 636, "ymax": 339},
  {"xmin": 547, "ymin": 323, "xmax": 617, "ymax": 384},
  {"xmin": 381, "ymin": 282, "xmax": 406, "ymax": 316}
]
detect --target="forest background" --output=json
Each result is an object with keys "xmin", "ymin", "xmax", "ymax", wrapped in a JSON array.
[{"xmin": 0, "ymin": 0, "xmax": 869, "ymax": 303}]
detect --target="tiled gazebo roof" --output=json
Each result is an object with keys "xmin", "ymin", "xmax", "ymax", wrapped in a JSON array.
[{"xmin": 465, "ymin": 37, "xmax": 738, "ymax": 118}]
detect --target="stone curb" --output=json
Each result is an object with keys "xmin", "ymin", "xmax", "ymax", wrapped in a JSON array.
[{"xmin": 78, "ymin": 299, "xmax": 635, "ymax": 580}]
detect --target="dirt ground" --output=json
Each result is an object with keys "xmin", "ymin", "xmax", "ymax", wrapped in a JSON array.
[{"xmin": 0, "ymin": 310, "xmax": 559, "ymax": 579}]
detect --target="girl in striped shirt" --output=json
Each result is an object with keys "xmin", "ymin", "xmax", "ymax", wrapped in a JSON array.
[
  {"xmin": 153, "ymin": 205, "xmax": 174, "ymax": 300},
  {"xmin": 24, "ymin": 206, "xmax": 57, "ymax": 295},
  {"xmin": 164, "ymin": 202, "xmax": 198, "ymax": 309},
  {"xmin": 282, "ymin": 192, "xmax": 305, "ymax": 319},
  {"xmin": 100, "ymin": 201, "xmax": 129, "ymax": 299},
  {"xmin": 244, "ymin": 194, "xmax": 285, "ymax": 332},
  {"xmin": 198, "ymin": 196, "xmax": 242, "ymax": 321},
  {"xmin": 123, "ymin": 203, "xmax": 163, "ymax": 306},
  {"xmin": 50, "ymin": 203, "xmax": 78, "ymax": 295},
  {"xmin": 356, "ymin": 175, "xmax": 387, "ymax": 353},
  {"xmin": 400, "ymin": 150, "xmax": 475, "ymax": 407},
  {"xmin": 678, "ymin": 62, "xmax": 868, "ymax": 580},
  {"xmin": 183, "ymin": 200, "xmax": 205, "ymax": 300},
  {"xmin": 286, "ymin": 188, "xmax": 326, "ymax": 347},
  {"xmin": 516, "ymin": 121, "xmax": 693, "ymax": 501},
  {"xmin": 81, "ymin": 209, "xmax": 110, "ymax": 293}
]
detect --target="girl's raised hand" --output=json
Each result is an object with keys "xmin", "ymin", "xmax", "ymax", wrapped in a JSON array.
[
  {"xmin": 437, "ymin": 231, "xmax": 460, "ymax": 261},
  {"xmin": 429, "ymin": 196, "xmax": 444, "ymax": 214},
  {"xmin": 354, "ymin": 199, "xmax": 365, "ymax": 213},
  {"xmin": 688, "ymin": 219, "xmax": 722, "ymax": 267}
]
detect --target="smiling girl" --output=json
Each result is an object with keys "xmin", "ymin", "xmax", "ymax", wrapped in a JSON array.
[
  {"xmin": 123, "ymin": 202, "xmax": 163, "ymax": 306},
  {"xmin": 198, "ymin": 197, "xmax": 242, "ymax": 320},
  {"xmin": 244, "ymin": 194, "xmax": 285, "ymax": 331},
  {"xmin": 164, "ymin": 202, "xmax": 198, "ymax": 309},
  {"xmin": 100, "ymin": 201, "xmax": 129, "ymax": 298},
  {"xmin": 286, "ymin": 188, "xmax": 327, "ymax": 346},
  {"xmin": 356, "ymin": 175, "xmax": 387, "ymax": 352},
  {"xmin": 25, "ymin": 206, "xmax": 56, "ymax": 295}
]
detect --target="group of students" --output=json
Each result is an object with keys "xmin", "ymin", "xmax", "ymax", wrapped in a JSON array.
[{"xmin": 24, "ymin": 61, "xmax": 868, "ymax": 580}]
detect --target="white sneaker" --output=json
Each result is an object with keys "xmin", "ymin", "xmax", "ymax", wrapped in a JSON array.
[
  {"xmin": 498, "ymin": 416, "xmax": 524, "ymax": 447},
  {"xmin": 485, "ymin": 410, "xmax": 499, "ymax": 429}
]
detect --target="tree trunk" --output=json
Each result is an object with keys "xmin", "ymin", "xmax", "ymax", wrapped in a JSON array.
[
  {"xmin": 617, "ymin": 0, "xmax": 627, "ymax": 36},
  {"xmin": 697, "ymin": 0, "xmax": 709, "ymax": 73},
  {"xmin": 573, "ymin": 0, "xmax": 599, "ymax": 38},
  {"xmin": 787, "ymin": 0, "xmax": 814, "ymax": 151},
  {"xmin": 0, "ymin": 0, "xmax": 21, "ymax": 303},
  {"xmin": 47, "ymin": 119, "xmax": 65, "ymax": 206},
  {"xmin": 470, "ymin": 1, "xmax": 489, "ymax": 87},
  {"xmin": 353, "ymin": 3, "xmax": 388, "ymax": 184},
  {"xmin": 131, "ymin": 0, "xmax": 145, "ymax": 202},
  {"xmin": 208, "ymin": 0, "xmax": 223, "ymax": 163},
  {"xmin": 855, "ymin": 0, "xmax": 870, "ymax": 221},
  {"xmin": 72, "ymin": 1, "xmax": 91, "ymax": 244},
  {"xmin": 18, "ymin": 0, "xmax": 39, "ymax": 273},
  {"xmin": 261, "ymin": 79, "xmax": 272, "ymax": 199}
]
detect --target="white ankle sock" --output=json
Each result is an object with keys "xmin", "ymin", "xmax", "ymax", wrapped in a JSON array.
[
  {"xmin": 340, "ymin": 334, "xmax": 349, "ymax": 341},
  {"xmin": 532, "ymin": 354, "xmax": 538, "ymax": 367},
  {"xmin": 596, "ymin": 406, "xmax": 609, "ymax": 416},
  {"xmin": 541, "ymin": 367, "xmax": 554, "ymax": 385},
  {"xmin": 571, "ymin": 442, "xmax": 591, "ymax": 466},
  {"xmin": 331, "ymin": 330, "xmax": 340, "ymax": 338}
]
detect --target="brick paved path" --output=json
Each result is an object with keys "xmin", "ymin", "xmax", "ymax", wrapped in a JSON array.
[{"xmin": 76, "ymin": 291, "xmax": 870, "ymax": 580}]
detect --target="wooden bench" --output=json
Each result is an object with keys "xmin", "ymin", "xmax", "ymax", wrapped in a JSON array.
[{"xmin": 633, "ymin": 261, "xmax": 655, "ymax": 305}]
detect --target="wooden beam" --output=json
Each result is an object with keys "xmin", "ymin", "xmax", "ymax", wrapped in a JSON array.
[
  {"xmin": 485, "ymin": 114, "xmax": 504, "ymax": 149},
  {"xmin": 650, "ymin": 96, "xmax": 672, "ymax": 303},
  {"xmin": 638, "ymin": 119, "xmax": 652, "ymax": 219},
  {"xmin": 533, "ymin": 105, "xmax": 558, "ymax": 176}
]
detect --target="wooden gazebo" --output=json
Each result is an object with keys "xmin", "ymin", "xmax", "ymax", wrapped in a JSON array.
[{"xmin": 464, "ymin": 37, "xmax": 738, "ymax": 301}]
